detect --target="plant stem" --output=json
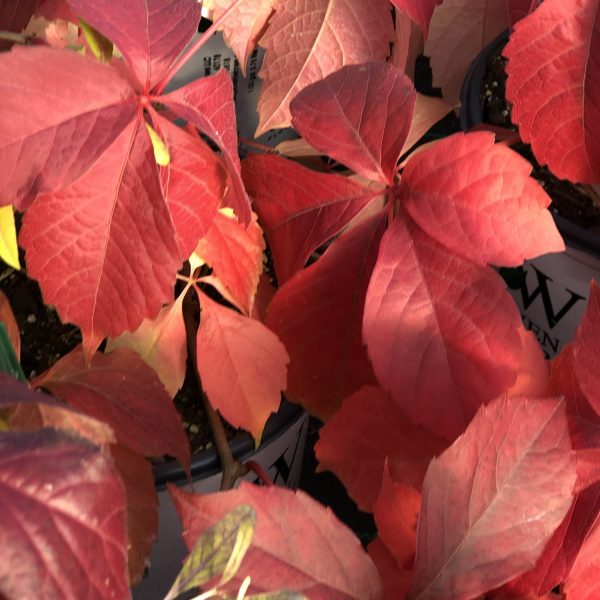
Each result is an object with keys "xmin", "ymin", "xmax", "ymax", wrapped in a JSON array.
[
  {"xmin": 153, "ymin": 0, "xmax": 243, "ymax": 95},
  {"xmin": 182, "ymin": 285, "xmax": 248, "ymax": 491},
  {"xmin": 0, "ymin": 30, "xmax": 32, "ymax": 45}
]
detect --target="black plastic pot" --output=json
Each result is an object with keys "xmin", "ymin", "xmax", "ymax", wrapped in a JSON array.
[{"xmin": 459, "ymin": 31, "xmax": 600, "ymax": 357}]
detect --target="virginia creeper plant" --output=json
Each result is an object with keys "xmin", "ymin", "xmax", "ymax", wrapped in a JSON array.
[{"xmin": 0, "ymin": 0, "xmax": 600, "ymax": 599}]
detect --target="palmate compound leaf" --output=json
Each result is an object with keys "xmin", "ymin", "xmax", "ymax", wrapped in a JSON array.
[
  {"xmin": 255, "ymin": 0, "xmax": 395, "ymax": 136},
  {"xmin": 66, "ymin": 0, "xmax": 201, "ymax": 91},
  {"xmin": 165, "ymin": 504, "xmax": 256, "ymax": 600},
  {"xmin": 242, "ymin": 154, "xmax": 379, "ymax": 284},
  {"xmin": 32, "ymin": 346, "xmax": 190, "ymax": 472},
  {"xmin": 0, "ymin": 45, "xmax": 137, "ymax": 210},
  {"xmin": 19, "ymin": 115, "xmax": 182, "ymax": 357},
  {"xmin": 408, "ymin": 395, "xmax": 576, "ymax": 600},
  {"xmin": 401, "ymin": 132, "xmax": 564, "ymax": 267},
  {"xmin": 290, "ymin": 62, "xmax": 416, "ymax": 186},
  {"xmin": 424, "ymin": 0, "xmax": 509, "ymax": 105},
  {"xmin": 169, "ymin": 482, "xmax": 383, "ymax": 599},
  {"xmin": 0, "ymin": 428, "xmax": 129, "ymax": 600},
  {"xmin": 315, "ymin": 386, "xmax": 446, "ymax": 511},
  {"xmin": 504, "ymin": 0, "xmax": 600, "ymax": 183},
  {"xmin": 205, "ymin": 0, "xmax": 274, "ymax": 77},
  {"xmin": 362, "ymin": 212, "xmax": 523, "ymax": 441},
  {"xmin": 265, "ymin": 214, "xmax": 386, "ymax": 421},
  {"xmin": 196, "ymin": 290, "xmax": 288, "ymax": 441},
  {"xmin": 193, "ymin": 209, "xmax": 265, "ymax": 315}
]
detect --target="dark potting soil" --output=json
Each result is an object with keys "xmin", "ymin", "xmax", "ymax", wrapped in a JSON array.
[
  {"xmin": 0, "ymin": 259, "xmax": 230, "ymax": 456},
  {"xmin": 481, "ymin": 46, "xmax": 600, "ymax": 232}
]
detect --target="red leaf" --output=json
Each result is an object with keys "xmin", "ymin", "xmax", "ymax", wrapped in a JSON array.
[
  {"xmin": 368, "ymin": 537, "xmax": 413, "ymax": 600},
  {"xmin": 401, "ymin": 132, "xmax": 564, "ymax": 267},
  {"xmin": 106, "ymin": 293, "xmax": 187, "ymax": 398},
  {"xmin": 0, "ymin": 429, "xmax": 128, "ymax": 599},
  {"xmin": 162, "ymin": 69, "xmax": 251, "ymax": 225},
  {"xmin": 196, "ymin": 290, "xmax": 288, "ymax": 440},
  {"xmin": 194, "ymin": 210, "xmax": 265, "ymax": 315},
  {"xmin": 242, "ymin": 154, "xmax": 378, "ymax": 283},
  {"xmin": 266, "ymin": 213, "xmax": 385, "ymax": 420},
  {"xmin": 0, "ymin": 289, "xmax": 20, "ymax": 360},
  {"xmin": 409, "ymin": 395, "xmax": 576, "ymax": 600},
  {"xmin": 507, "ymin": 326, "xmax": 549, "ymax": 398},
  {"xmin": 67, "ymin": 0, "xmax": 200, "ymax": 91},
  {"xmin": 374, "ymin": 462, "xmax": 421, "ymax": 568},
  {"xmin": 570, "ymin": 282, "xmax": 600, "ymax": 417},
  {"xmin": 564, "ymin": 516, "xmax": 600, "ymax": 599},
  {"xmin": 389, "ymin": 0, "xmax": 443, "ymax": 37},
  {"xmin": 504, "ymin": 0, "xmax": 600, "ymax": 183},
  {"xmin": 0, "ymin": 372, "xmax": 60, "ymax": 408},
  {"xmin": 32, "ymin": 346, "xmax": 190, "ymax": 472},
  {"xmin": 36, "ymin": 0, "xmax": 76, "ymax": 21},
  {"xmin": 401, "ymin": 94, "xmax": 453, "ymax": 156},
  {"xmin": 0, "ymin": 46, "xmax": 137, "ymax": 209},
  {"xmin": 290, "ymin": 62, "xmax": 416, "ymax": 185},
  {"xmin": 316, "ymin": 386, "xmax": 446, "ymax": 511},
  {"xmin": 424, "ymin": 0, "xmax": 509, "ymax": 105},
  {"xmin": 363, "ymin": 213, "xmax": 522, "ymax": 441},
  {"xmin": 153, "ymin": 112, "xmax": 227, "ymax": 260},
  {"xmin": 20, "ymin": 116, "xmax": 181, "ymax": 356},
  {"xmin": 110, "ymin": 444, "xmax": 158, "ymax": 586},
  {"xmin": 209, "ymin": 0, "xmax": 274, "ymax": 77},
  {"xmin": 255, "ymin": 0, "xmax": 394, "ymax": 135},
  {"xmin": 170, "ymin": 482, "xmax": 383, "ymax": 599}
]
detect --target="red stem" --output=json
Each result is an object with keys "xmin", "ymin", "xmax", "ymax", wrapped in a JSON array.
[
  {"xmin": 153, "ymin": 0, "xmax": 244, "ymax": 95},
  {"xmin": 244, "ymin": 460, "xmax": 274, "ymax": 486}
]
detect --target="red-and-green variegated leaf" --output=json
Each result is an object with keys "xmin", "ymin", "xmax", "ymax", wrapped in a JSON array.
[
  {"xmin": 170, "ymin": 482, "xmax": 383, "ymax": 599},
  {"xmin": 19, "ymin": 116, "xmax": 181, "ymax": 357},
  {"xmin": 504, "ymin": 0, "xmax": 600, "ymax": 183},
  {"xmin": 255, "ymin": 0, "xmax": 395, "ymax": 136},
  {"xmin": 572, "ymin": 282, "xmax": 600, "ymax": 417},
  {"xmin": 368, "ymin": 537, "xmax": 412, "ymax": 600},
  {"xmin": 110, "ymin": 444, "xmax": 158, "ymax": 586},
  {"xmin": 290, "ymin": 62, "xmax": 416, "ymax": 185},
  {"xmin": 409, "ymin": 395, "xmax": 576, "ymax": 600},
  {"xmin": 316, "ymin": 386, "xmax": 446, "ymax": 511},
  {"xmin": 0, "ymin": 429, "xmax": 128, "ymax": 600},
  {"xmin": 424, "ymin": 0, "xmax": 509, "ymax": 105},
  {"xmin": 152, "ymin": 112, "xmax": 227, "ymax": 260},
  {"xmin": 32, "ymin": 346, "xmax": 190, "ymax": 472},
  {"xmin": 374, "ymin": 462, "xmax": 421, "ymax": 568},
  {"xmin": 0, "ymin": 290, "xmax": 20, "ymax": 361},
  {"xmin": 208, "ymin": 0, "xmax": 274, "ymax": 77},
  {"xmin": 266, "ymin": 213, "xmax": 385, "ymax": 421},
  {"xmin": 389, "ymin": 0, "xmax": 443, "ymax": 37},
  {"xmin": 401, "ymin": 132, "xmax": 564, "ymax": 267},
  {"xmin": 196, "ymin": 290, "xmax": 288, "ymax": 441},
  {"xmin": 106, "ymin": 293, "xmax": 187, "ymax": 398},
  {"xmin": 0, "ymin": 45, "xmax": 137, "ymax": 210},
  {"xmin": 67, "ymin": 0, "xmax": 200, "ymax": 91},
  {"xmin": 161, "ymin": 69, "xmax": 251, "ymax": 225},
  {"xmin": 564, "ymin": 514, "xmax": 600, "ymax": 599},
  {"xmin": 194, "ymin": 210, "xmax": 265, "ymax": 315},
  {"xmin": 242, "ymin": 154, "xmax": 378, "ymax": 284},
  {"xmin": 363, "ymin": 213, "xmax": 522, "ymax": 441}
]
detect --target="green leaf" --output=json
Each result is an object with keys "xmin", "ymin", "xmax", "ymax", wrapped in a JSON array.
[
  {"xmin": 145, "ymin": 122, "xmax": 171, "ymax": 166},
  {"xmin": 0, "ymin": 323, "xmax": 25, "ymax": 382},
  {"xmin": 166, "ymin": 504, "xmax": 256, "ymax": 600},
  {"xmin": 79, "ymin": 18, "xmax": 113, "ymax": 62}
]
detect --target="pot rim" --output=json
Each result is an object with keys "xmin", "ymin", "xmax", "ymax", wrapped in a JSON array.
[
  {"xmin": 459, "ymin": 29, "xmax": 600, "ymax": 258},
  {"xmin": 152, "ymin": 399, "xmax": 305, "ymax": 487}
]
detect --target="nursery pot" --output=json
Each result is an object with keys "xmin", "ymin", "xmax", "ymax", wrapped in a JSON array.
[
  {"xmin": 460, "ymin": 31, "xmax": 600, "ymax": 357},
  {"xmin": 133, "ymin": 401, "xmax": 309, "ymax": 600}
]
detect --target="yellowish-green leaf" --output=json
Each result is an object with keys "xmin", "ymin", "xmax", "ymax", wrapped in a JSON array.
[
  {"xmin": 145, "ymin": 122, "xmax": 171, "ymax": 166},
  {"xmin": 0, "ymin": 205, "xmax": 20, "ymax": 270},
  {"xmin": 165, "ymin": 505, "xmax": 256, "ymax": 600},
  {"xmin": 240, "ymin": 591, "xmax": 308, "ymax": 600},
  {"xmin": 79, "ymin": 18, "xmax": 113, "ymax": 62}
]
